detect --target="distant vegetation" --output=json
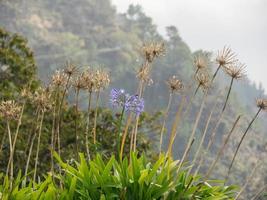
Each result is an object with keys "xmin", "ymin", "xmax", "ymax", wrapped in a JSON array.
[{"xmin": 0, "ymin": 0, "xmax": 267, "ymax": 199}]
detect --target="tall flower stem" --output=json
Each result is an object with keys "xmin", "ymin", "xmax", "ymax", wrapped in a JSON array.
[
  {"xmin": 132, "ymin": 81, "xmax": 145, "ymax": 152},
  {"xmin": 179, "ymin": 94, "xmax": 206, "ymax": 170},
  {"xmin": 120, "ymin": 114, "xmax": 132, "ymax": 159},
  {"xmin": 226, "ymin": 107, "xmax": 262, "ymax": 181},
  {"xmin": 211, "ymin": 64, "xmax": 222, "ymax": 83},
  {"xmin": 6, "ymin": 121, "xmax": 13, "ymax": 185},
  {"xmin": 190, "ymin": 93, "xmax": 221, "ymax": 175},
  {"xmin": 117, "ymin": 106, "xmax": 125, "ymax": 160},
  {"xmin": 25, "ymin": 108, "xmax": 40, "ymax": 180},
  {"xmin": 222, "ymin": 77, "xmax": 234, "ymax": 112},
  {"xmin": 85, "ymin": 91, "xmax": 92, "ymax": 160},
  {"xmin": 167, "ymin": 95, "xmax": 186, "ymax": 157},
  {"xmin": 159, "ymin": 92, "xmax": 173, "ymax": 153},
  {"xmin": 50, "ymin": 88, "xmax": 59, "ymax": 175},
  {"xmin": 74, "ymin": 88, "xmax": 80, "ymax": 157},
  {"xmin": 6, "ymin": 102, "xmax": 25, "ymax": 179},
  {"xmin": 92, "ymin": 91, "xmax": 100, "ymax": 144},
  {"xmin": 205, "ymin": 115, "xmax": 241, "ymax": 179},
  {"xmin": 56, "ymin": 75, "xmax": 71, "ymax": 159},
  {"xmin": 33, "ymin": 110, "xmax": 45, "ymax": 182},
  {"xmin": 235, "ymin": 160, "xmax": 261, "ymax": 199}
]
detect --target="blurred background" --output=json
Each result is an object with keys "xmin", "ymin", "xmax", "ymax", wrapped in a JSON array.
[{"xmin": 0, "ymin": 0, "xmax": 266, "ymax": 198}]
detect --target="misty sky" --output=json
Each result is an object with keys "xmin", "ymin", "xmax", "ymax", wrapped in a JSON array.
[{"xmin": 112, "ymin": 0, "xmax": 267, "ymax": 93}]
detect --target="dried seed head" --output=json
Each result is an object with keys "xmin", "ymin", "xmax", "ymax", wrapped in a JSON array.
[
  {"xmin": 63, "ymin": 61, "xmax": 78, "ymax": 77},
  {"xmin": 224, "ymin": 62, "xmax": 246, "ymax": 80},
  {"xmin": 194, "ymin": 54, "xmax": 208, "ymax": 71},
  {"xmin": 52, "ymin": 70, "xmax": 68, "ymax": 87},
  {"xmin": 216, "ymin": 47, "xmax": 237, "ymax": 67},
  {"xmin": 141, "ymin": 42, "xmax": 165, "ymax": 63},
  {"xmin": 82, "ymin": 68, "xmax": 96, "ymax": 92},
  {"xmin": 166, "ymin": 75, "xmax": 184, "ymax": 93},
  {"xmin": 0, "ymin": 100, "xmax": 21, "ymax": 120},
  {"xmin": 94, "ymin": 69, "xmax": 110, "ymax": 91},
  {"xmin": 21, "ymin": 87, "xmax": 32, "ymax": 100},
  {"xmin": 72, "ymin": 73, "xmax": 87, "ymax": 91},
  {"xmin": 196, "ymin": 72, "xmax": 210, "ymax": 91},
  {"xmin": 136, "ymin": 63, "xmax": 153, "ymax": 85},
  {"xmin": 256, "ymin": 99, "xmax": 267, "ymax": 111},
  {"xmin": 32, "ymin": 86, "xmax": 52, "ymax": 111}
]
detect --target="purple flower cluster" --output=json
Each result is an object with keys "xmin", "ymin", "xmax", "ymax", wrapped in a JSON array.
[{"xmin": 110, "ymin": 89, "xmax": 144, "ymax": 115}]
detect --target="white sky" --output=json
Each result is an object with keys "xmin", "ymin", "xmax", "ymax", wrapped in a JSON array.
[{"xmin": 112, "ymin": 0, "xmax": 267, "ymax": 92}]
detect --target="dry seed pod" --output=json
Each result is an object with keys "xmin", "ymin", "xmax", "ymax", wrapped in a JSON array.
[
  {"xmin": 52, "ymin": 70, "xmax": 68, "ymax": 87},
  {"xmin": 136, "ymin": 63, "xmax": 153, "ymax": 85},
  {"xmin": 0, "ymin": 100, "xmax": 21, "ymax": 120},
  {"xmin": 216, "ymin": 46, "xmax": 237, "ymax": 67},
  {"xmin": 63, "ymin": 61, "xmax": 78, "ymax": 77},
  {"xmin": 141, "ymin": 42, "xmax": 165, "ymax": 63},
  {"xmin": 256, "ymin": 98, "xmax": 267, "ymax": 111},
  {"xmin": 166, "ymin": 75, "xmax": 184, "ymax": 93},
  {"xmin": 224, "ymin": 62, "xmax": 246, "ymax": 80},
  {"xmin": 196, "ymin": 72, "xmax": 210, "ymax": 91}
]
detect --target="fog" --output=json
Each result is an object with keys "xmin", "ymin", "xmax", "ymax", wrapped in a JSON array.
[{"xmin": 112, "ymin": 0, "xmax": 267, "ymax": 92}]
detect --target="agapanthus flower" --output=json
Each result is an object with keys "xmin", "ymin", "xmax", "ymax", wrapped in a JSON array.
[
  {"xmin": 110, "ymin": 89, "xmax": 144, "ymax": 115},
  {"xmin": 125, "ymin": 94, "xmax": 144, "ymax": 115}
]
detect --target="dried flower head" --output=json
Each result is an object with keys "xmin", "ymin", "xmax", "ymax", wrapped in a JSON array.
[
  {"xmin": 136, "ymin": 63, "xmax": 153, "ymax": 85},
  {"xmin": 94, "ymin": 69, "xmax": 110, "ymax": 91},
  {"xmin": 72, "ymin": 73, "xmax": 87, "ymax": 91},
  {"xmin": 32, "ymin": 86, "xmax": 52, "ymax": 111},
  {"xmin": 194, "ymin": 54, "xmax": 208, "ymax": 71},
  {"xmin": 63, "ymin": 61, "xmax": 78, "ymax": 77},
  {"xmin": 256, "ymin": 99, "xmax": 267, "ymax": 111},
  {"xmin": 196, "ymin": 72, "xmax": 210, "ymax": 91},
  {"xmin": 82, "ymin": 68, "xmax": 96, "ymax": 92},
  {"xmin": 141, "ymin": 42, "xmax": 165, "ymax": 63},
  {"xmin": 167, "ymin": 75, "xmax": 184, "ymax": 93},
  {"xmin": 52, "ymin": 70, "xmax": 68, "ymax": 87},
  {"xmin": 216, "ymin": 47, "xmax": 237, "ymax": 67},
  {"xmin": 224, "ymin": 62, "xmax": 246, "ymax": 80},
  {"xmin": 0, "ymin": 100, "xmax": 21, "ymax": 120},
  {"xmin": 21, "ymin": 87, "xmax": 32, "ymax": 100}
]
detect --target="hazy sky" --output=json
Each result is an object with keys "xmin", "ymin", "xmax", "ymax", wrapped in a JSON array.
[{"xmin": 112, "ymin": 0, "xmax": 267, "ymax": 92}]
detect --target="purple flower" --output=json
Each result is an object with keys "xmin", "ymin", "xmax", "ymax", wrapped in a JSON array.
[
  {"xmin": 110, "ymin": 89, "xmax": 144, "ymax": 115},
  {"xmin": 125, "ymin": 95, "xmax": 144, "ymax": 116}
]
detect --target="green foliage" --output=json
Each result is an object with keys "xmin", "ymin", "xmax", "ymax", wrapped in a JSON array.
[
  {"xmin": 0, "ymin": 153, "xmax": 237, "ymax": 199},
  {"xmin": 0, "ymin": 28, "xmax": 39, "ymax": 98}
]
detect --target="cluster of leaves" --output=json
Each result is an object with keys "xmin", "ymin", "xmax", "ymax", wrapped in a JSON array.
[{"xmin": 0, "ymin": 153, "xmax": 237, "ymax": 199}]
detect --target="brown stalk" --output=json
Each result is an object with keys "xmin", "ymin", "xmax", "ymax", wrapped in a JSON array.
[
  {"xmin": 6, "ymin": 102, "xmax": 25, "ymax": 179},
  {"xmin": 205, "ymin": 115, "xmax": 241, "ymax": 179},
  {"xmin": 24, "ymin": 107, "xmax": 41, "ymax": 180},
  {"xmin": 167, "ymin": 95, "xmax": 186, "ymax": 157},
  {"xmin": 85, "ymin": 91, "xmax": 92, "ymax": 160},
  {"xmin": 33, "ymin": 110, "xmax": 45, "ymax": 182},
  {"xmin": 159, "ymin": 92, "xmax": 173, "ymax": 153},
  {"xmin": 235, "ymin": 160, "xmax": 261, "ymax": 200},
  {"xmin": 179, "ymin": 94, "xmax": 206, "ymax": 171},
  {"xmin": 226, "ymin": 107, "xmax": 262, "ymax": 181},
  {"xmin": 120, "ymin": 113, "xmax": 132, "ymax": 158},
  {"xmin": 6, "ymin": 121, "xmax": 13, "ymax": 184},
  {"xmin": 92, "ymin": 91, "xmax": 100, "ymax": 144},
  {"xmin": 74, "ymin": 88, "xmax": 80, "ymax": 157},
  {"xmin": 189, "ymin": 92, "xmax": 222, "ymax": 175}
]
